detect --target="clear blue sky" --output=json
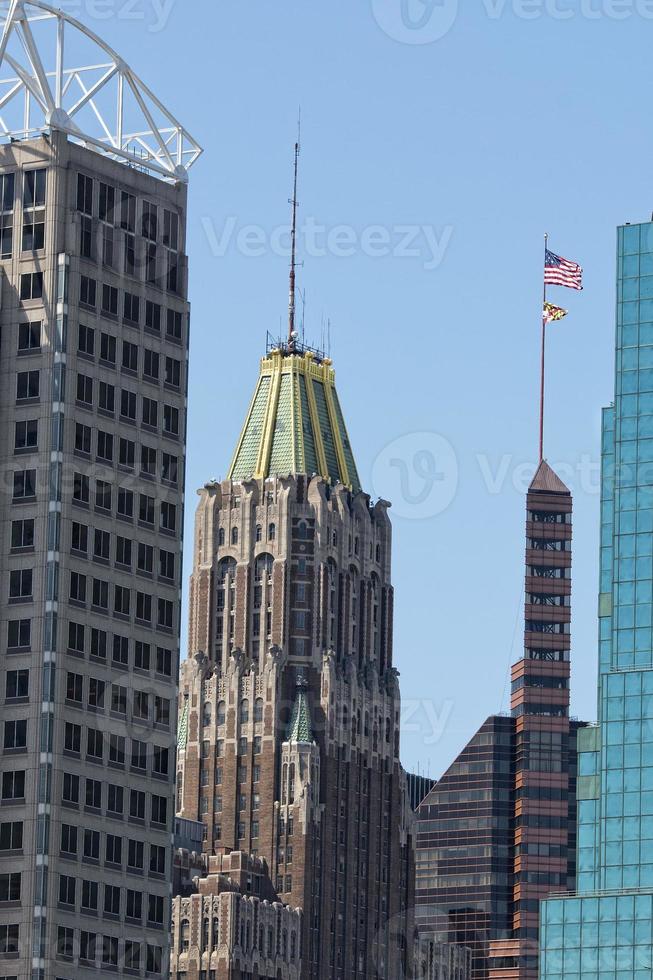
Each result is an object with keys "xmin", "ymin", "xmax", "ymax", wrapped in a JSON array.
[{"xmin": 96, "ymin": 0, "xmax": 652, "ymax": 777}]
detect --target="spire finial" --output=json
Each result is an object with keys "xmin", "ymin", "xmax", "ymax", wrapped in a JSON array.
[{"xmin": 288, "ymin": 111, "xmax": 301, "ymax": 349}]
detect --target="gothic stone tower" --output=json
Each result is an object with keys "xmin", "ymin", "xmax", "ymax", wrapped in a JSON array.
[{"xmin": 172, "ymin": 345, "xmax": 416, "ymax": 980}]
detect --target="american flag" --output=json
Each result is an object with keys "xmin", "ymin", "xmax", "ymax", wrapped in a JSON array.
[{"xmin": 545, "ymin": 249, "xmax": 583, "ymax": 290}]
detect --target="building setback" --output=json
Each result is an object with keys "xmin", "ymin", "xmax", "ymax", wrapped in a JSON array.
[
  {"xmin": 172, "ymin": 343, "xmax": 417, "ymax": 980},
  {"xmin": 416, "ymin": 462, "xmax": 586, "ymax": 980},
  {"xmin": 540, "ymin": 220, "xmax": 653, "ymax": 978}
]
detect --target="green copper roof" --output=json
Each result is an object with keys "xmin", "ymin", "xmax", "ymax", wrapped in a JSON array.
[
  {"xmin": 177, "ymin": 699, "xmax": 188, "ymax": 750},
  {"xmin": 286, "ymin": 682, "xmax": 313, "ymax": 744},
  {"xmin": 229, "ymin": 348, "xmax": 361, "ymax": 493}
]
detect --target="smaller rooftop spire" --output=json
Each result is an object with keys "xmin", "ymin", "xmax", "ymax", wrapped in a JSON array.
[
  {"xmin": 529, "ymin": 459, "xmax": 570, "ymax": 495},
  {"xmin": 177, "ymin": 697, "xmax": 189, "ymax": 751},
  {"xmin": 286, "ymin": 676, "xmax": 313, "ymax": 744}
]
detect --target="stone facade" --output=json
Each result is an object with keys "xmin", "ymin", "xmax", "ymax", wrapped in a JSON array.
[
  {"xmin": 173, "ymin": 348, "xmax": 416, "ymax": 980},
  {"xmin": 0, "ymin": 131, "xmax": 189, "ymax": 979},
  {"xmin": 171, "ymin": 853, "xmax": 302, "ymax": 980}
]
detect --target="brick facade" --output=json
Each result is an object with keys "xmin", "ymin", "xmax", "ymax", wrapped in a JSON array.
[{"xmin": 173, "ymin": 471, "xmax": 416, "ymax": 979}]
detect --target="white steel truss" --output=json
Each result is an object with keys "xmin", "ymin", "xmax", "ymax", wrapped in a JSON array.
[{"xmin": 0, "ymin": 0, "xmax": 202, "ymax": 181}]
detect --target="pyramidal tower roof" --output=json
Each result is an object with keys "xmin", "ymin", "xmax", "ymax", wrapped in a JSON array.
[
  {"xmin": 529, "ymin": 459, "xmax": 570, "ymax": 495},
  {"xmin": 286, "ymin": 679, "xmax": 314, "ymax": 744},
  {"xmin": 228, "ymin": 345, "xmax": 362, "ymax": 493}
]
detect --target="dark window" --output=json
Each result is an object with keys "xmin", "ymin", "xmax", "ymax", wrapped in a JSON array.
[
  {"xmin": 5, "ymin": 669, "xmax": 29, "ymax": 701},
  {"xmin": 73, "ymin": 472, "xmax": 89, "ymax": 503},
  {"xmin": 11, "ymin": 519, "xmax": 34, "ymax": 550},
  {"xmin": 124, "ymin": 291, "xmax": 140, "ymax": 323},
  {"xmin": 160, "ymin": 501, "xmax": 176, "ymax": 532},
  {"xmin": 139, "ymin": 494, "xmax": 155, "ymax": 525},
  {"xmin": 163, "ymin": 404, "xmax": 179, "ymax": 435},
  {"xmin": 165, "ymin": 355, "xmax": 180, "ymax": 387},
  {"xmin": 74, "ymin": 422, "xmax": 91, "ymax": 454},
  {"xmin": 98, "ymin": 181, "xmax": 115, "ymax": 222},
  {"xmin": 18, "ymin": 321, "xmax": 41, "ymax": 351},
  {"xmin": 119, "ymin": 437, "xmax": 135, "ymax": 468},
  {"xmin": 144, "ymin": 349, "xmax": 159, "ymax": 380},
  {"xmin": 77, "ymin": 173, "xmax": 93, "ymax": 214},
  {"xmin": 100, "ymin": 331, "xmax": 116, "ymax": 364},
  {"xmin": 99, "ymin": 381, "xmax": 115, "ymax": 413},
  {"xmin": 76, "ymin": 373, "xmax": 92, "ymax": 405},
  {"xmin": 162, "ymin": 452, "xmax": 178, "ymax": 484},
  {"xmin": 120, "ymin": 191, "xmax": 135, "ymax": 232},
  {"xmin": 20, "ymin": 272, "xmax": 43, "ymax": 300},
  {"xmin": 122, "ymin": 340, "xmax": 138, "ymax": 373},
  {"xmin": 7, "ymin": 620, "xmax": 30, "ymax": 649},
  {"xmin": 118, "ymin": 487, "xmax": 134, "ymax": 519},
  {"xmin": 80, "ymin": 274, "xmax": 96, "ymax": 308},
  {"xmin": 102, "ymin": 283, "xmax": 118, "ymax": 316},
  {"xmin": 120, "ymin": 388, "xmax": 136, "ymax": 420},
  {"xmin": 142, "ymin": 396, "xmax": 158, "ymax": 427},
  {"xmin": 14, "ymin": 419, "xmax": 38, "ymax": 450},
  {"xmin": 77, "ymin": 322, "xmax": 95, "ymax": 356},
  {"xmin": 12, "ymin": 469, "xmax": 36, "ymax": 499}
]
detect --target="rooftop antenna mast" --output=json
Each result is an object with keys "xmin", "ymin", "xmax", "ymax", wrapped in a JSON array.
[
  {"xmin": 300, "ymin": 289, "xmax": 306, "ymax": 345},
  {"xmin": 288, "ymin": 112, "xmax": 301, "ymax": 350}
]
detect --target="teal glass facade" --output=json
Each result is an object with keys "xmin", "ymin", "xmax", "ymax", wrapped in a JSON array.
[{"xmin": 540, "ymin": 221, "xmax": 653, "ymax": 979}]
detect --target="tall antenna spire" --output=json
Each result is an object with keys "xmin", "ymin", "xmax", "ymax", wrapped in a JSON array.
[{"xmin": 288, "ymin": 111, "xmax": 301, "ymax": 349}]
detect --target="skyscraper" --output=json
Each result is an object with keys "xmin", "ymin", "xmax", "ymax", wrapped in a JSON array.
[
  {"xmin": 0, "ymin": 5, "xmax": 200, "ymax": 977},
  {"xmin": 172, "ymin": 340, "xmax": 416, "ymax": 979},
  {"xmin": 540, "ymin": 220, "xmax": 653, "ymax": 978},
  {"xmin": 416, "ymin": 462, "xmax": 585, "ymax": 980}
]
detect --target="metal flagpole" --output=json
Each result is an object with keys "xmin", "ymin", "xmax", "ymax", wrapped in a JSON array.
[{"xmin": 540, "ymin": 240, "xmax": 547, "ymax": 461}]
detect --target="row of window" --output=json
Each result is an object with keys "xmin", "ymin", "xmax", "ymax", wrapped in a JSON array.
[
  {"xmin": 64, "ymin": 675, "xmax": 170, "ymax": 724},
  {"xmin": 77, "ymin": 172, "xmax": 180, "ymax": 247},
  {"xmin": 66, "ymin": 571, "xmax": 175, "ymax": 630},
  {"xmin": 7, "ymin": 561, "xmax": 176, "ymax": 629},
  {"xmin": 76, "ymin": 319, "xmax": 183, "ymax": 389},
  {"xmin": 0, "ymin": 768, "xmax": 169, "ymax": 829},
  {"xmin": 57, "ymin": 872, "xmax": 166, "ymax": 924},
  {"xmin": 58, "ymin": 823, "xmax": 165, "ymax": 874},
  {"xmin": 70, "ymin": 471, "xmax": 177, "ymax": 531},
  {"xmin": 73, "ymin": 420, "xmax": 179, "ymax": 485},
  {"xmin": 5, "ymin": 617, "xmax": 174, "ymax": 680},
  {"xmin": 63, "ymin": 719, "xmax": 170, "ymax": 776},
  {"xmin": 56, "ymin": 925, "xmax": 163, "ymax": 973},
  {"xmin": 70, "ymin": 517, "xmax": 175, "ymax": 572},
  {"xmin": 12, "ymin": 416, "xmax": 183, "ymax": 491},
  {"xmin": 66, "ymin": 622, "xmax": 175, "ymax": 677},
  {"xmin": 76, "ymin": 371, "xmax": 180, "ymax": 436}
]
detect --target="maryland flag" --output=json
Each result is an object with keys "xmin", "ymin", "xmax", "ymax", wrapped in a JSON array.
[{"xmin": 543, "ymin": 301, "xmax": 568, "ymax": 324}]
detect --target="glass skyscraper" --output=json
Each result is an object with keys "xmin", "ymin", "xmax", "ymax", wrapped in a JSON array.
[{"xmin": 540, "ymin": 220, "xmax": 653, "ymax": 979}]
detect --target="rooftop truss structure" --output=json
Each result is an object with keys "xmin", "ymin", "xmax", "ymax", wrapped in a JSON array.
[{"xmin": 0, "ymin": 0, "xmax": 202, "ymax": 181}]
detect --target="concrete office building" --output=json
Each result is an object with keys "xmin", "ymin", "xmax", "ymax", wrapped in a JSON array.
[{"xmin": 0, "ymin": 4, "xmax": 201, "ymax": 977}]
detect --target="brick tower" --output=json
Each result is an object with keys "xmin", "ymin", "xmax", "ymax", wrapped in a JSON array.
[
  {"xmin": 415, "ymin": 461, "xmax": 585, "ymax": 980},
  {"xmin": 171, "ymin": 343, "xmax": 416, "ymax": 979}
]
